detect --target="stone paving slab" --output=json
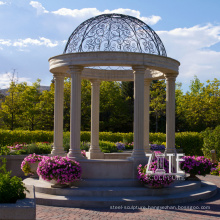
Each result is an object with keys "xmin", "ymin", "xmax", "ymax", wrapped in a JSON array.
[{"xmin": 36, "ymin": 175, "xmax": 220, "ymax": 220}]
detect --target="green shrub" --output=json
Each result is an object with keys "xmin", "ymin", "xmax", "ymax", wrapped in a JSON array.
[
  {"xmin": 99, "ymin": 141, "xmax": 117, "ymax": 153},
  {"xmin": 175, "ymin": 132, "xmax": 203, "ymax": 156},
  {"xmin": 202, "ymin": 125, "xmax": 220, "ymax": 160},
  {"xmin": 149, "ymin": 133, "xmax": 166, "ymax": 144},
  {"xmin": 99, "ymin": 132, "xmax": 133, "ymax": 143},
  {"xmin": 125, "ymin": 143, "xmax": 133, "ymax": 150},
  {"xmin": 81, "ymin": 131, "xmax": 91, "ymax": 142},
  {"xmin": 36, "ymin": 143, "xmax": 52, "ymax": 154},
  {"xmin": 0, "ymin": 146, "xmax": 10, "ymax": 155},
  {"xmin": 80, "ymin": 142, "xmax": 90, "ymax": 151},
  {"xmin": 22, "ymin": 143, "xmax": 51, "ymax": 155},
  {"xmin": 63, "ymin": 132, "xmax": 70, "ymax": 152},
  {"xmin": 0, "ymin": 158, "xmax": 28, "ymax": 203}
]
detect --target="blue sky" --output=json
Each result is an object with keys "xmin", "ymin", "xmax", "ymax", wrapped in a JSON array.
[{"xmin": 0, "ymin": 0, "xmax": 220, "ymax": 92}]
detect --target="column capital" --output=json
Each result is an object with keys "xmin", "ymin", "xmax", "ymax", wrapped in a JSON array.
[
  {"xmin": 53, "ymin": 73, "xmax": 65, "ymax": 79},
  {"xmin": 144, "ymin": 78, "xmax": 152, "ymax": 85},
  {"xmin": 132, "ymin": 65, "xmax": 147, "ymax": 72},
  {"xmin": 68, "ymin": 65, "xmax": 84, "ymax": 74},
  {"xmin": 164, "ymin": 73, "xmax": 178, "ymax": 81},
  {"xmin": 90, "ymin": 79, "xmax": 101, "ymax": 85}
]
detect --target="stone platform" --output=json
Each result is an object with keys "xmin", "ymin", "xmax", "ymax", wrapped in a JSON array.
[{"xmin": 24, "ymin": 178, "xmax": 217, "ymax": 208}]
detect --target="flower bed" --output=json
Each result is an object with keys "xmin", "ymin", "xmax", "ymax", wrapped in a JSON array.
[{"xmin": 1, "ymin": 142, "xmax": 52, "ymax": 155}]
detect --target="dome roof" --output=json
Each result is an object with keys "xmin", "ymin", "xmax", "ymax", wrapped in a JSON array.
[{"xmin": 64, "ymin": 13, "xmax": 167, "ymax": 56}]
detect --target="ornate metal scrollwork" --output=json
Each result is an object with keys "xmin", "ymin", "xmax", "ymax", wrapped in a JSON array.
[{"xmin": 63, "ymin": 13, "xmax": 167, "ymax": 56}]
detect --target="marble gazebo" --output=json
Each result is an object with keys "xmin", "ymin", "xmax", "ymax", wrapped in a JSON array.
[
  {"xmin": 23, "ymin": 14, "xmax": 217, "ymax": 207},
  {"xmin": 48, "ymin": 13, "xmax": 180, "ymax": 178}
]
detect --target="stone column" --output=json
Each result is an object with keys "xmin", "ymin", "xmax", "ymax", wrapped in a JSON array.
[
  {"xmin": 144, "ymin": 79, "xmax": 151, "ymax": 153},
  {"xmin": 165, "ymin": 74, "xmax": 177, "ymax": 154},
  {"xmin": 68, "ymin": 66, "xmax": 86, "ymax": 160},
  {"xmin": 51, "ymin": 73, "xmax": 65, "ymax": 156},
  {"xmin": 129, "ymin": 66, "xmax": 147, "ymax": 164},
  {"xmin": 88, "ymin": 80, "xmax": 104, "ymax": 159}
]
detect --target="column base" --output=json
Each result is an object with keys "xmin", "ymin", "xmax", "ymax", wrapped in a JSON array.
[
  {"xmin": 129, "ymin": 149, "xmax": 147, "ymax": 158},
  {"xmin": 87, "ymin": 151, "xmax": 104, "ymax": 159},
  {"xmin": 51, "ymin": 147, "xmax": 66, "ymax": 156},
  {"xmin": 165, "ymin": 148, "xmax": 177, "ymax": 154},
  {"xmin": 68, "ymin": 151, "xmax": 87, "ymax": 160},
  {"xmin": 145, "ymin": 149, "xmax": 152, "ymax": 154},
  {"xmin": 128, "ymin": 150, "xmax": 148, "ymax": 166}
]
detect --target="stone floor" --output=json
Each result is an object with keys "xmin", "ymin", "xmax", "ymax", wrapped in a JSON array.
[{"xmin": 36, "ymin": 175, "xmax": 220, "ymax": 220}]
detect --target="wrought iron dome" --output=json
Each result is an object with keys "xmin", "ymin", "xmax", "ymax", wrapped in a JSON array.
[{"xmin": 63, "ymin": 13, "xmax": 167, "ymax": 56}]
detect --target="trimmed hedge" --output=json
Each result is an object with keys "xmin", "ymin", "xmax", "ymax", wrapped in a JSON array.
[
  {"xmin": 175, "ymin": 132, "xmax": 203, "ymax": 156},
  {"xmin": 0, "ymin": 130, "xmax": 204, "ymax": 156},
  {"xmin": 0, "ymin": 130, "xmax": 54, "ymax": 147}
]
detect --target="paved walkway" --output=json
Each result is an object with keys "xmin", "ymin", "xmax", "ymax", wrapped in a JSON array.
[{"xmin": 37, "ymin": 175, "xmax": 220, "ymax": 220}]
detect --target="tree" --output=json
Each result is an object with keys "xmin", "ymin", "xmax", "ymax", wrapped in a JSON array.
[
  {"xmin": 100, "ymin": 81, "xmax": 129, "ymax": 132},
  {"xmin": 202, "ymin": 78, "xmax": 220, "ymax": 129},
  {"xmin": 0, "ymin": 70, "xmax": 24, "ymax": 130},
  {"xmin": 120, "ymin": 81, "xmax": 134, "ymax": 132},
  {"xmin": 36, "ymin": 82, "xmax": 54, "ymax": 130},
  {"xmin": 175, "ymin": 82, "xmax": 185, "ymax": 132},
  {"xmin": 63, "ymin": 78, "xmax": 71, "ymax": 131},
  {"xmin": 176, "ymin": 76, "xmax": 220, "ymax": 132},
  {"xmin": 81, "ymin": 80, "xmax": 91, "ymax": 131},
  {"xmin": 150, "ymin": 80, "xmax": 166, "ymax": 132},
  {"xmin": 62, "ymin": 79, "xmax": 91, "ymax": 131},
  {"xmin": 18, "ymin": 79, "xmax": 41, "ymax": 130}
]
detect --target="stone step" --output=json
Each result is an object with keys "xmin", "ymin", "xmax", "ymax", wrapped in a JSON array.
[
  {"xmin": 24, "ymin": 178, "xmax": 202, "ymax": 197},
  {"xmin": 34, "ymin": 181, "xmax": 217, "ymax": 208},
  {"xmin": 24, "ymin": 177, "xmax": 142, "ymax": 187}
]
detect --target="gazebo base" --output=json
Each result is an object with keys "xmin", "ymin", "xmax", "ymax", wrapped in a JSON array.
[
  {"xmin": 79, "ymin": 159, "xmax": 135, "ymax": 179},
  {"xmin": 24, "ymin": 178, "xmax": 217, "ymax": 208}
]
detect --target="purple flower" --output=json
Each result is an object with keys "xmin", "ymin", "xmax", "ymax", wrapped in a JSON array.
[
  {"xmin": 37, "ymin": 156, "xmax": 82, "ymax": 184},
  {"xmin": 150, "ymin": 144, "xmax": 165, "ymax": 151},
  {"xmin": 180, "ymin": 156, "xmax": 212, "ymax": 176},
  {"xmin": 115, "ymin": 142, "xmax": 125, "ymax": 150}
]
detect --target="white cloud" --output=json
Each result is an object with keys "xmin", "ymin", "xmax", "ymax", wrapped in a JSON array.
[
  {"xmin": 52, "ymin": 8, "xmax": 161, "ymax": 25},
  {"xmin": 52, "ymin": 7, "xmax": 99, "ymax": 18},
  {"xmin": 30, "ymin": 2, "xmax": 161, "ymax": 25},
  {"xmin": 0, "ymin": 72, "xmax": 31, "ymax": 89},
  {"xmin": 30, "ymin": 1, "xmax": 48, "ymax": 15},
  {"xmin": 0, "ymin": 1, "xmax": 6, "ymax": 5},
  {"xmin": 0, "ymin": 39, "xmax": 11, "ymax": 46},
  {"xmin": 0, "ymin": 37, "xmax": 58, "ymax": 48},
  {"xmin": 103, "ymin": 9, "xmax": 161, "ymax": 25},
  {"xmin": 157, "ymin": 24, "xmax": 220, "ymax": 84},
  {"xmin": 13, "ymin": 37, "xmax": 58, "ymax": 48}
]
